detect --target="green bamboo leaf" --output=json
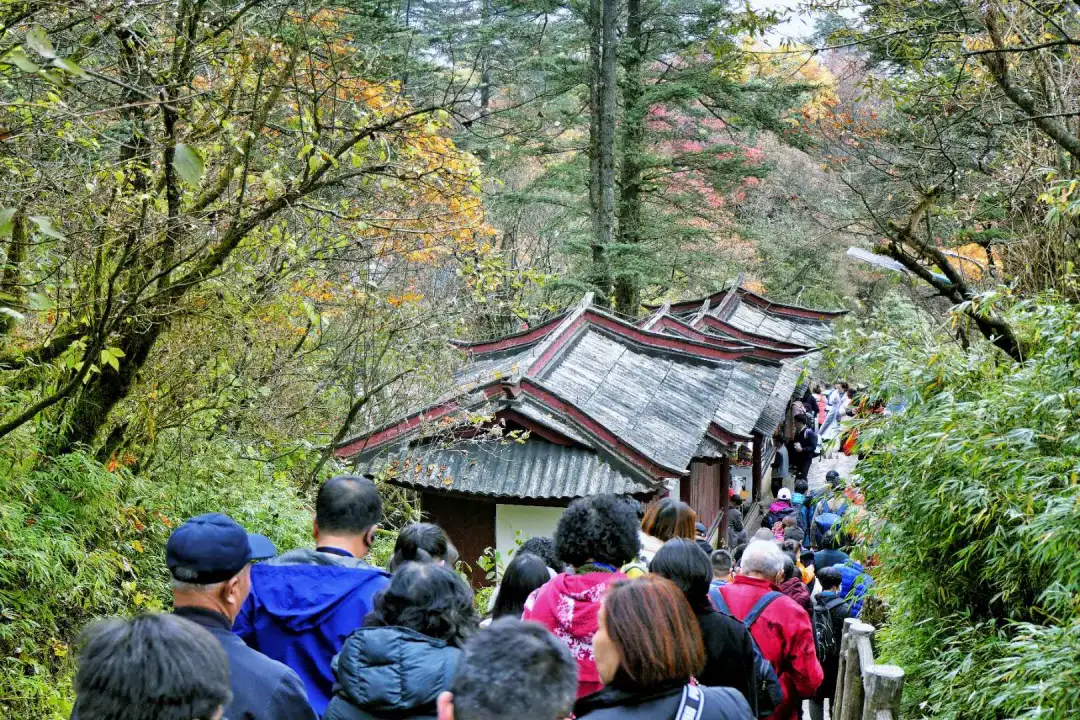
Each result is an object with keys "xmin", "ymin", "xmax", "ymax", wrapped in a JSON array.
[
  {"xmin": 26, "ymin": 292, "xmax": 55, "ymax": 311},
  {"xmin": 25, "ymin": 27, "xmax": 55, "ymax": 59},
  {"xmin": 51, "ymin": 57, "xmax": 89, "ymax": 79},
  {"xmin": 174, "ymin": 143, "xmax": 205, "ymax": 185},
  {"xmin": 29, "ymin": 215, "xmax": 65, "ymax": 239},
  {"xmin": 0, "ymin": 208, "xmax": 15, "ymax": 237},
  {"xmin": 3, "ymin": 48, "xmax": 40, "ymax": 73}
]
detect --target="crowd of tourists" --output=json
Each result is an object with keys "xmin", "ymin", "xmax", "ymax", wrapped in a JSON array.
[{"xmin": 69, "ymin": 470, "xmax": 873, "ymax": 720}]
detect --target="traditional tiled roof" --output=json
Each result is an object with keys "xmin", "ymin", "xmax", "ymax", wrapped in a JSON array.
[
  {"xmin": 336, "ymin": 287, "xmax": 843, "ymax": 500},
  {"xmin": 363, "ymin": 437, "xmax": 661, "ymax": 499}
]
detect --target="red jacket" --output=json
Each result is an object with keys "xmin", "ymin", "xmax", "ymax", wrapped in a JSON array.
[
  {"xmin": 719, "ymin": 575, "xmax": 823, "ymax": 720},
  {"xmin": 522, "ymin": 570, "xmax": 626, "ymax": 699}
]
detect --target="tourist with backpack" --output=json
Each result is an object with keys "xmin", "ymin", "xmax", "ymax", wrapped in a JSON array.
[
  {"xmin": 808, "ymin": 568, "xmax": 851, "ymax": 720},
  {"xmin": 715, "ymin": 541, "xmax": 822, "ymax": 720},
  {"xmin": 837, "ymin": 558, "xmax": 874, "ymax": 617},
  {"xmin": 811, "ymin": 472, "xmax": 849, "ymax": 545},
  {"xmin": 763, "ymin": 489, "xmax": 798, "ymax": 530}
]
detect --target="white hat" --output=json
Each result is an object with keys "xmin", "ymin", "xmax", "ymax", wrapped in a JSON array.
[{"xmin": 777, "ymin": 488, "xmax": 792, "ymax": 501}]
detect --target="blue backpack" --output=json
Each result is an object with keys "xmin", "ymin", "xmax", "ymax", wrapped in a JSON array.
[{"xmin": 709, "ymin": 588, "xmax": 785, "ymax": 718}]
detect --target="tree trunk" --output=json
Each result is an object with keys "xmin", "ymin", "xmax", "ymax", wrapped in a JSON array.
[
  {"xmin": 586, "ymin": 0, "xmax": 610, "ymax": 301},
  {"xmin": 595, "ymin": 0, "xmax": 619, "ymax": 306},
  {"xmin": 613, "ymin": 0, "xmax": 643, "ymax": 318},
  {"xmin": 0, "ymin": 211, "xmax": 26, "ymax": 335}
]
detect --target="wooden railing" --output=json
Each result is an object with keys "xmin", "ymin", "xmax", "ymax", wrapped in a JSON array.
[{"xmin": 833, "ymin": 618, "xmax": 905, "ymax": 720}]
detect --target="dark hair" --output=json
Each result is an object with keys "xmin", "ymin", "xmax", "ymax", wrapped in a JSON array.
[
  {"xmin": 823, "ymin": 531, "xmax": 841, "ymax": 550},
  {"xmin": 841, "ymin": 382, "xmax": 851, "ymax": 392},
  {"xmin": 518, "ymin": 536, "xmax": 566, "ymax": 573},
  {"xmin": 800, "ymin": 549, "xmax": 816, "ymax": 567},
  {"xmin": 780, "ymin": 539, "xmax": 801, "ymax": 555},
  {"xmin": 817, "ymin": 566, "xmax": 843, "ymax": 591},
  {"xmin": 450, "ymin": 618, "xmax": 577, "ymax": 720},
  {"xmin": 812, "ymin": 385, "xmax": 822, "ymax": 394},
  {"xmin": 316, "ymin": 475, "xmax": 382, "ymax": 535},
  {"xmin": 73, "ymin": 614, "xmax": 230, "ymax": 720},
  {"xmin": 491, "ymin": 553, "xmax": 550, "ymax": 620},
  {"xmin": 603, "ymin": 576, "xmax": 705, "ymax": 690},
  {"xmin": 711, "ymin": 549, "xmax": 733, "ymax": 575},
  {"xmin": 648, "ymin": 539, "xmax": 712, "ymax": 613},
  {"xmin": 554, "ymin": 494, "xmax": 640, "ymax": 568},
  {"xmin": 365, "ymin": 562, "xmax": 478, "ymax": 647},
  {"xmin": 641, "ymin": 498, "xmax": 697, "ymax": 543},
  {"xmin": 732, "ymin": 543, "xmax": 747, "ymax": 566},
  {"xmin": 782, "ymin": 552, "xmax": 798, "ymax": 581},
  {"xmin": 389, "ymin": 522, "xmax": 458, "ymax": 571},
  {"xmin": 784, "ymin": 526, "xmax": 806, "ymax": 544},
  {"xmin": 795, "ymin": 414, "xmax": 809, "ymax": 426},
  {"xmin": 794, "ymin": 478, "xmax": 809, "ymax": 494}
]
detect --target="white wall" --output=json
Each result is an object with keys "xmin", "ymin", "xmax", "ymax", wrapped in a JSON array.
[{"xmin": 495, "ymin": 504, "xmax": 566, "ymax": 565}]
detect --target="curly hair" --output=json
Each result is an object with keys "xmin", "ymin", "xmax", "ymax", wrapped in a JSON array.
[
  {"xmin": 518, "ymin": 536, "xmax": 566, "ymax": 573},
  {"xmin": 554, "ymin": 494, "xmax": 640, "ymax": 568},
  {"xmin": 364, "ymin": 562, "xmax": 478, "ymax": 647}
]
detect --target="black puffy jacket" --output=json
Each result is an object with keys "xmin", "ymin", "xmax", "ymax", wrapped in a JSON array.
[
  {"xmin": 322, "ymin": 626, "xmax": 462, "ymax": 720},
  {"xmin": 574, "ymin": 682, "xmax": 753, "ymax": 720}
]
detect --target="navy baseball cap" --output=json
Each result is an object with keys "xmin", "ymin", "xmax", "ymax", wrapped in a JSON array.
[
  {"xmin": 166, "ymin": 513, "xmax": 277, "ymax": 584},
  {"xmin": 695, "ymin": 522, "xmax": 707, "ymax": 534}
]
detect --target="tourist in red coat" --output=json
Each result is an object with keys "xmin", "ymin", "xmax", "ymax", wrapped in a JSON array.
[{"xmin": 717, "ymin": 540, "xmax": 823, "ymax": 720}]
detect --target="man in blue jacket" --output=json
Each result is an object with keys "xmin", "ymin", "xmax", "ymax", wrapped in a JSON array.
[
  {"xmin": 234, "ymin": 475, "xmax": 391, "ymax": 715},
  {"xmin": 167, "ymin": 512, "xmax": 317, "ymax": 720},
  {"xmin": 837, "ymin": 558, "xmax": 873, "ymax": 617}
]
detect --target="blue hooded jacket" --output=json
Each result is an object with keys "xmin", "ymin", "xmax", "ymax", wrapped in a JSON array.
[
  {"xmin": 837, "ymin": 559, "xmax": 873, "ymax": 617},
  {"xmin": 234, "ymin": 549, "xmax": 391, "ymax": 716}
]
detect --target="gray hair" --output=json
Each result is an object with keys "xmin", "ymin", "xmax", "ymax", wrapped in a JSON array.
[{"xmin": 740, "ymin": 540, "xmax": 785, "ymax": 578}]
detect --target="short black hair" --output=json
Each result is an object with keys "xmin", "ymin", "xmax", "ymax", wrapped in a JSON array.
[
  {"xmin": 782, "ymin": 552, "xmax": 798, "ymax": 581},
  {"xmin": 450, "ymin": 618, "xmax": 577, "ymax": 720},
  {"xmin": 365, "ymin": 562, "xmax": 478, "ymax": 647},
  {"xmin": 491, "ymin": 553, "xmax": 551, "ymax": 620},
  {"xmin": 800, "ymin": 549, "xmax": 815, "ymax": 567},
  {"xmin": 315, "ymin": 475, "xmax": 382, "ymax": 534},
  {"xmin": 817, "ymin": 566, "xmax": 842, "ymax": 591},
  {"xmin": 732, "ymin": 543, "xmax": 747, "ymax": 566},
  {"xmin": 648, "ymin": 538, "xmax": 712, "ymax": 614},
  {"xmin": 389, "ymin": 522, "xmax": 458, "ymax": 570},
  {"xmin": 794, "ymin": 478, "xmax": 809, "ymax": 494},
  {"xmin": 784, "ymin": 526, "xmax": 806, "ymax": 544},
  {"xmin": 795, "ymin": 414, "xmax": 809, "ymax": 426},
  {"xmin": 518, "ymin": 536, "xmax": 566, "ymax": 573},
  {"xmin": 711, "ymin": 549, "xmax": 733, "ymax": 575},
  {"xmin": 73, "ymin": 614, "xmax": 230, "ymax": 720},
  {"xmin": 554, "ymin": 494, "xmax": 640, "ymax": 568}
]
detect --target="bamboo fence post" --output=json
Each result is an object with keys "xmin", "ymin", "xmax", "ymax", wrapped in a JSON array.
[
  {"xmin": 832, "ymin": 619, "xmax": 855, "ymax": 719},
  {"xmin": 839, "ymin": 622, "xmax": 875, "ymax": 720},
  {"xmin": 862, "ymin": 664, "xmax": 905, "ymax": 720}
]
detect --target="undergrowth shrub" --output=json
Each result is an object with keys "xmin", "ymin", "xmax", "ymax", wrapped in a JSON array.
[
  {"xmin": 836, "ymin": 290, "xmax": 1080, "ymax": 719},
  {"xmin": 0, "ymin": 433, "xmax": 313, "ymax": 719}
]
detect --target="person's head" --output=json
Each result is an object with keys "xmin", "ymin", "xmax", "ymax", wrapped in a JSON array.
[
  {"xmin": 753, "ymin": 527, "xmax": 776, "ymax": 542},
  {"xmin": 648, "ymin": 538, "xmax": 712, "ymax": 614},
  {"xmin": 554, "ymin": 493, "xmax": 640, "ymax": 568},
  {"xmin": 812, "ymin": 385, "xmax": 822, "ymax": 395},
  {"xmin": 438, "ymin": 618, "xmax": 576, "ymax": 720},
  {"xmin": 794, "ymin": 414, "xmax": 809, "ymax": 429},
  {"xmin": 694, "ymin": 522, "xmax": 707, "ymax": 541},
  {"xmin": 641, "ymin": 497, "xmax": 697, "ymax": 543},
  {"xmin": 519, "ymin": 536, "xmax": 567, "ymax": 573},
  {"xmin": 823, "ymin": 531, "xmax": 841, "ymax": 550},
  {"xmin": 794, "ymin": 478, "xmax": 809, "ymax": 495},
  {"xmin": 732, "ymin": 543, "xmax": 747, "ymax": 570},
  {"xmin": 800, "ymin": 549, "xmax": 816, "ymax": 569},
  {"xmin": 166, "ymin": 513, "xmax": 277, "ymax": 622},
  {"xmin": 729, "ymin": 491, "xmax": 743, "ymax": 507},
  {"xmin": 817, "ymin": 566, "xmax": 843, "ymax": 592},
  {"xmin": 491, "ymin": 552, "xmax": 551, "ymax": 620},
  {"xmin": 365, "ymin": 562, "xmax": 478, "ymax": 647},
  {"xmin": 781, "ymin": 515, "xmax": 797, "ymax": 529},
  {"xmin": 593, "ymin": 576, "xmax": 705, "ymax": 691},
  {"xmin": 389, "ymin": 522, "xmax": 459, "ymax": 571},
  {"xmin": 777, "ymin": 488, "xmax": 792, "ymax": 504},
  {"xmin": 711, "ymin": 549, "xmax": 733, "ymax": 580},
  {"xmin": 314, "ymin": 475, "xmax": 383, "ymax": 558},
  {"xmin": 782, "ymin": 553, "xmax": 798, "ymax": 581},
  {"xmin": 841, "ymin": 382, "xmax": 850, "ymax": 392},
  {"xmin": 783, "ymin": 526, "xmax": 805, "ymax": 544},
  {"xmin": 780, "ymin": 539, "xmax": 800, "ymax": 556},
  {"xmin": 73, "ymin": 614, "xmax": 230, "ymax": 720},
  {"xmin": 738, "ymin": 540, "xmax": 786, "ymax": 585}
]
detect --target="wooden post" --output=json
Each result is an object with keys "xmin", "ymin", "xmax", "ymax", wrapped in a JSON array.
[
  {"xmin": 718, "ymin": 455, "xmax": 730, "ymax": 545},
  {"xmin": 751, "ymin": 432, "xmax": 763, "ymax": 502},
  {"xmin": 862, "ymin": 665, "xmax": 904, "ymax": 720},
  {"xmin": 840, "ymin": 622, "xmax": 875, "ymax": 720},
  {"xmin": 833, "ymin": 619, "xmax": 853, "ymax": 719}
]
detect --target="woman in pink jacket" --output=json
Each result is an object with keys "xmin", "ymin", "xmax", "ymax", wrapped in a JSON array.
[{"xmin": 522, "ymin": 494, "xmax": 641, "ymax": 699}]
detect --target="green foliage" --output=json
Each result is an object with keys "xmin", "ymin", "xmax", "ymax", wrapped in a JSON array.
[
  {"xmin": 0, "ymin": 435, "xmax": 313, "ymax": 719},
  {"xmin": 835, "ymin": 291, "xmax": 1080, "ymax": 719}
]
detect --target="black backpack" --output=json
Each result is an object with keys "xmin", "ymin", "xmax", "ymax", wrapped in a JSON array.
[
  {"xmin": 709, "ymin": 588, "xmax": 785, "ymax": 718},
  {"xmin": 812, "ymin": 595, "xmax": 848, "ymax": 662}
]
